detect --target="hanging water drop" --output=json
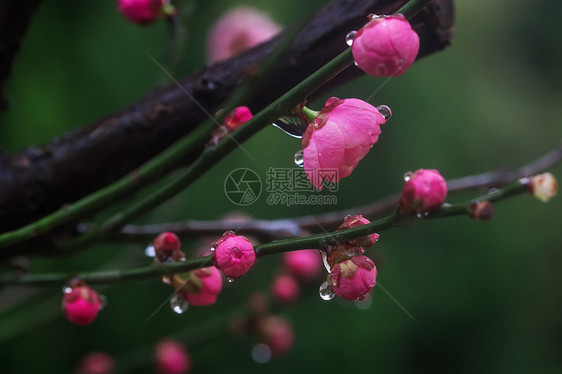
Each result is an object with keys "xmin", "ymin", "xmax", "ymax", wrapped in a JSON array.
[
  {"xmin": 144, "ymin": 245, "xmax": 155, "ymax": 258},
  {"xmin": 62, "ymin": 286, "xmax": 72, "ymax": 294},
  {"xmin": 345, "ymin": 31, "xmax": 357, "ymax": 46},
  {"xmin": 294, "ymin": 149, "xmax": 304, "ymax": 167},
  {"xmin": 98, "ymin": 294, "xmax": 107, "ymax": 310},
  {"xmin": 376, "ymin": 105, "xmax": 392, "ymax": 120},
  {"xmin": 170, "ymin": 294, "xmax": 189, "ymax": 314},
  {"xmin": 416, "ymin": 212, "xmax": 423, "ymax": 219},
  {"xmin": 210, "ymin": 242, "xmax": 218, "ymax": 251},
  {"xmin": 271, "ymin": 116, "xmax": 308, "ymax": 138},
  {"xmin": 403, "ymin": 171, "xmax": 412, "ymax": 182},
  {"xmin": 251, "ymin": 344, "xmax": 272, "ymax": 364},
  {"xmin": 227, "ymin": 277, "xmax": 236, "ymax": 283},
  {"xmin": 319, "ymin": 250, "xmax": 331, "ymax": 273},
  {"xmin": 319, "ymin": 281, "xmax": 335, "ymax": 301}
]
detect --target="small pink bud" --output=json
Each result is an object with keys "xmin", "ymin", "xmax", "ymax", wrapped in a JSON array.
[
  {"xmin": 154, "ymin": 232, "xmax": 184, "ymax": 262},
  {"xmin": 154, "ymin": 339, "xmax": 191, "ymax": 374},
  {"xmin": 212, "ymin": 231, "xmax": 256, "ymax": 278},
  {"xmin": 271, "ymin": 275, "xmax": 299, "ymax": 304},
  {"xmin": 302, "ymin": 97, "xmax": 386, "ymax": 190},
  {"xmin": 283, "ymin": 250, "xmax": 321, "ymax": 281},
  {"xmin": 174, "ymin": 266, "xmax": 223, "ymax": 306},
  {"xmin": 351, "ymin": 14, "xmax": 419, "ymax": 77},
  {"xmin": 338, "ymin": 215, "xmax": 379, "ymax": 248},
  {"xmin": 62, "ymin": 285, "xmax": 102, "ymax": 325},
  {"xmin": 224, "ymin": 106, "xmax": 253, "ymax": 131},
  {"xmin": 76, "ymin": 352, "xmax": 114, "ymax": 374},
  {"xmin": 117, "ymin": 0, "xmax": 164, "ymax": 25},
  {"xmin": 257, "ymin": 315, "xmax": 294, "ymax": 357},
  {"xmin": 207, "ymin": 6, "xmax": 282, "ymax": 64},
  {"xmin": 529, "ymin": 173, "xmax": 558, "ymax": 202},
  {"xmin": 400, "ymin": 169, "xmax": 447, "ymax": 214},
  {"xmin": 328, "ymin": 255, "xmax": 377, "ymax": 300}
]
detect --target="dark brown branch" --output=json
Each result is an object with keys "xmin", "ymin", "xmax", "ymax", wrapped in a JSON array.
[
  {"xmin": 0, "ymin": 0, "xmax": 454, "ymax": 244},
  {"xmin": 0, "ymin": 0, "xmax": 42, "ymax": 110}
]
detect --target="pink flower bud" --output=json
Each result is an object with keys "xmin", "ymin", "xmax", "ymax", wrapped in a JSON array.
[
  {"xmin": 271, "ymin": 275, "xmax": 299, "ymax": 304},
  {"xmin": 212, "ymin": 231, "xmax": 255, "ymax": 278},
  {"xmin": 257, "ymin": 315, "xmax": 294, "ymax": 357},
  {"xmin": 351, "ymin": 14, "xmax": 419, "ymax": 77},
  {"xmin": 328, "ymin": 255, "xmax": 377, "ymax": 300},
  {"xmin": 174, "ymin": 267, "xmax": 223, "ymax": 306},
  {"xmin": 207, "ymin": 6, "xmax": 282, "ymax": 64},
  {"xmin": 224, "ymin": 106, "xmax": 253, "ymax": 131},
  {"xmin": 400, "ymin": 169, "xmax": 447, "ymax": 214},
  {"xmin": 76, "ymin": 352, "xmax": 114, "ymax": 374},
  {"xmin": 283, "ymin": 250, "xmax": 321, "ymax": 281},
  {"xmin": 338, "ymin": 215, "xmax": 379, "ymax": 248},
  {"xmin": 117, "ymin": 0, "xmax": 164, "ymax": 25},
  {"xmin": 154, "ymin": 232, "xmax": 185, "ymax": 262},
  {"xmin": 154, "ymin": 339, "xmax": 191, "ymax": 374},
  {"xmin": 302, "ymin": 97, "xmax": 386, "ymax": 190},
  {"xmin": 62, "ymin": 285, "xmax": 102, "ymax": 325},
  {"xmin": 529, "ymin": 173, "xmax": 558, "ymax": 202}
]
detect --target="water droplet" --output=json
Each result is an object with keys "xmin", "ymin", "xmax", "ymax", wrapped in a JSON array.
[
  {"xmin": 144, "ymin": 245, "xmax": 155, "ymax": 258},
  {"xmin": 170, "ymin": 294, "xmax": 189, "ymax": 314},
  {"xmin": 319, "ymin": 281, "xmax": 335, "ymax": 301},
  {"xmin": 210, "ymin": 242, "xmax": 218, "ymax": 251},
  {"xmin": 345, "ymin": 31, "xmax": 357, "ymax": 46},
  {"xmin": 62, "ymin": 286, "xmax": 72, "ymax": 294},
  {"xmin": 423, "ymin": 211, "xmax": 429, "ymax": 217},
  {"xmin": 294, "ymin": 149, "xmax": 304, "ymax": 167},
  {"xmin": 354, "ymin": 293, "xmax": 372, "ymax": 310},
  {"xmin": 227, "ymin": 277, "xmax": 236, "ymax": 283},
  {"xmin": 403, "ymin": 171, "xmax": 412, "ymax": 182},
  {"xmin": 344, "ymin": 214, "xmax": 352, "ymax": 220},
  {"xmin": 319, "ymin": 250, "xmax": 331, "ymax": 273},
  {"xmin": 162, "ymin": 275, "xmax": 172, "ymax": 285},
  {"xmin": 376, "ymin": 105, "xmax": 392, "ymax": 120},
  {"xmin": 251, "ymin": 344, "xmax": 272, "ymax": 364},
  {"xmin": 98, "ymin": 294, "xmax": 107, "ymax": 310},
  {"xmin": 416, "ymin": 212, "xmax": 423, "ymax": 218},
  {"xmin": 271, "ymin": 116, "xmax": 308, "ymax": 138}
]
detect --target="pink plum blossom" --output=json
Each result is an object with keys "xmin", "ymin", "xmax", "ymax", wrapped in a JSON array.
[
  {"xmin": 76, "ymin": 352, "xmax": 115, "ymax": 374},
  {"xmin": 328, "ymin": 255, "xmax": 377, "ymax": 300},
  {"xmin": 338, "ymin": 215, "xmax": 380, "ymax": 248},
  {"xmin": 154, "ymin": 339, "xmax": 191, "ymax": 374},
  {"xmin": 174, "ymin": 267, "xmax": 223, "ymax": 306},
  {"xmin": 207, "ymin": 6, "xmax": 281, "ymax": 64},
  {"xmin": 400, "ymin": 169, "xmax": 447, "ymax": 214},
  {"xmin": 257, "ymin": 315, "xmax": 294, "ymax": 357},
  {"xmin": 283, "ymin": 249, "xmax": 321, "ymax": 281},
  {"xmin": 302, "ymin": 97, "xmax": 386, "ymax": 190},
  {"xmin": 271, "ymin": 275, "xmax": 299, "ymax": 304},
  {"xmin": 117, "ymin": 0, "xmax": 164, "ymax": 25},
  {"xmin": 224, "ymin": 106, "xmax": 253, "ymax": 131},
  {"xmin": 212, "ymin": 231, "xmax": 255, "ymax": 278},
  {"xmin": 62, "ymin": 285, "xmax": 102, "ymax": 325},
  {"xmin": 351, "ymin": 14, "xmax": 419, "ymax": 77}
]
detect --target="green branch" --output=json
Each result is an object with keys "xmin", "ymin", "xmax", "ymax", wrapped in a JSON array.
[{"xmin": 0, "ymin": 177, "xmax": 534, "ymax": 287}]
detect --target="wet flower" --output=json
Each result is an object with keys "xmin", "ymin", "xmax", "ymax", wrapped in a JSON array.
[
  {"xmin": 283, "ymin": 249, "xmax": 321, "ymax": 281},
  {"xmin": 327, "ymin": 255, "xmax": 377, "ymax": 300},
  {"xmin": 529, "ymin": 172, "xmax": 558, "ymax": 202},
  {"xmin": 351, "ymin": 14, "xmax": 419, "ymax": 77},
  {"xmin": 271, "ymin": 275, "xmax": 299, "ymax": 304},
  {"xmin": 117, "ymin": 0, "xmax": 164, "ymax": 25},
  {"xmin": 207, "ymin": 6, "xmax": 281, "ymax": 64},
  {"xmin": 338, "ymin": 215, "xmax": 379, "ymax": 248},
  {"xmin": 62, "ymin": 284, "xmax": 102, "ymax": 325},
  {"xmin": 256, "ymin": 315, "xmax": 294, "ymax": 357},
  {"xmin": 302, "ymin": 97, "xmax": 386, "ymax": 190},
  {"xmin": 172, "ymin": 267, "xmax": 223, "ymax": 306},
  {"xmin": 76, "ymin": 352, "xmax": 114, "ymax": 374},
  {"xmin": 154, "ymin": 339, "xmax": 191, "ymax": 374},
  {"xmin": 212, "ymin": 231, "xmax": 256, "ymax": 278},
  {"xmin": 400, "ymin": 169, "xmax": 447, "ymax": 214}
]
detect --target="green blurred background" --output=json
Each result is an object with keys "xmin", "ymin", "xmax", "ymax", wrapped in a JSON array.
[{"xmin": 1, "ymin": 0, "xmax": 562, "ymax": 373}]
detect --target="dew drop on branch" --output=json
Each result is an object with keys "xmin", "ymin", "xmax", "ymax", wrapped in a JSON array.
[
  {"xmin": 144, "ymin": 245, "xmax": 155, "ymax": 258},
  {"xmin": 62, "ymin": 286, "xmax": 72, "ymax": 294},
  {"xmin": 170, "ymin": 294, "xmax": 189, "ymax": 314},
  {"xmin": 294, "ymin": 149, "xmax": 304, "ymax": 167},
  {"xmin": 319, "ymin": 281, "xmax": 335, "ymax": 301},
  {"xmin": 345, "ymin": 31, "xmax": 357, "ymax": 46}
]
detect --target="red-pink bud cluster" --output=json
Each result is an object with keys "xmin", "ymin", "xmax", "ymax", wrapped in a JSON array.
[{"xmin": 327, "ymin": 255, "xmax": 377, "ymax": 300}]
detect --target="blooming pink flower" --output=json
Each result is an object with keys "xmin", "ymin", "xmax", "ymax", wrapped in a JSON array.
[
  {"xmin": 224, "ymin": 106, "xmax": 253, "ymax": 131},
  {"xmin": 212, "ymin": 231, "xmax": 255, "ymax": 278},
  {"xmin": 117, "ymin": 0, "xmax": 164, "ymax": 25},
  {"xmin": 328, "ymin": 255, "xmax": 377, "ymax": 300},
  {"xmin": 257, "ymin": 315, "xmax": 294, "ymax": 357},
  {"xmin": 76, "ymin": 352, "xmax": 115, "ymax": 374},
  {"xmin": 174, "ymin": 267, "xmax": 223, "ymax": 306},
  {"xmin": 400, "ymin": 169, "xmax": 447, "ymax": 214},
  {"xmin": 62, "ymin": 285, "xmax": 102, "ymax": 325},
  {"xmin": 154, "ymin": 339, "xmax": 191, "ymax": 374},
  {"xmin": 283, "ymin": 250, "xmax": 321, "ymax": 281},
  {"xmin": 302, "ymin": 97, "xmax": 386, "ymax": 190},
  {"xmin": 206, "ymin": 6, "xmax": 281, "ymax": 64},
  {"xmin": 271, "ymin": 275, "xmax": 299, "ymax": 304},
  {"xmin": 351, "ymin": 14, "xmax": 419, "ymax": 77},
  {"xmin": 338, "ymin": 215, "xmax": 379, "ymax": 248}
]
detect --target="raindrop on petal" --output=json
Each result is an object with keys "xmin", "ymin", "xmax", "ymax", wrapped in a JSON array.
[
  {"xmin": 319, "ymin": 250, "xmax": 331, "ymax": 273},
  {"xmin": 403, "ymin": 171, "xmax": 412, "ymax": 182},
  {"xmin": 319, "ymin": 281, "xmax": 336, "ymax": 301},
  {"xmin": 170, "ymin": 294, "xmax": 189, "ymax": 314},
  {"xmin": 376, "ymin": 105, "xmax": 392, "ymax": 120},
  {"xmin": 227, "ymin": 277, "xmax": 236, "ymax": 283},
  {"xmin": 294, "ymin": 149, "xmax": 304, "ymax": 167},
  {"xmin": 345, "ymin": 31, "xmax": 357, "ymax": 46}
]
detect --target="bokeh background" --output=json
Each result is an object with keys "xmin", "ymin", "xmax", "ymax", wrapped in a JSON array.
[{"xmin": 1, "ymin": 0, "xmax": 561, "ymax": 373}]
